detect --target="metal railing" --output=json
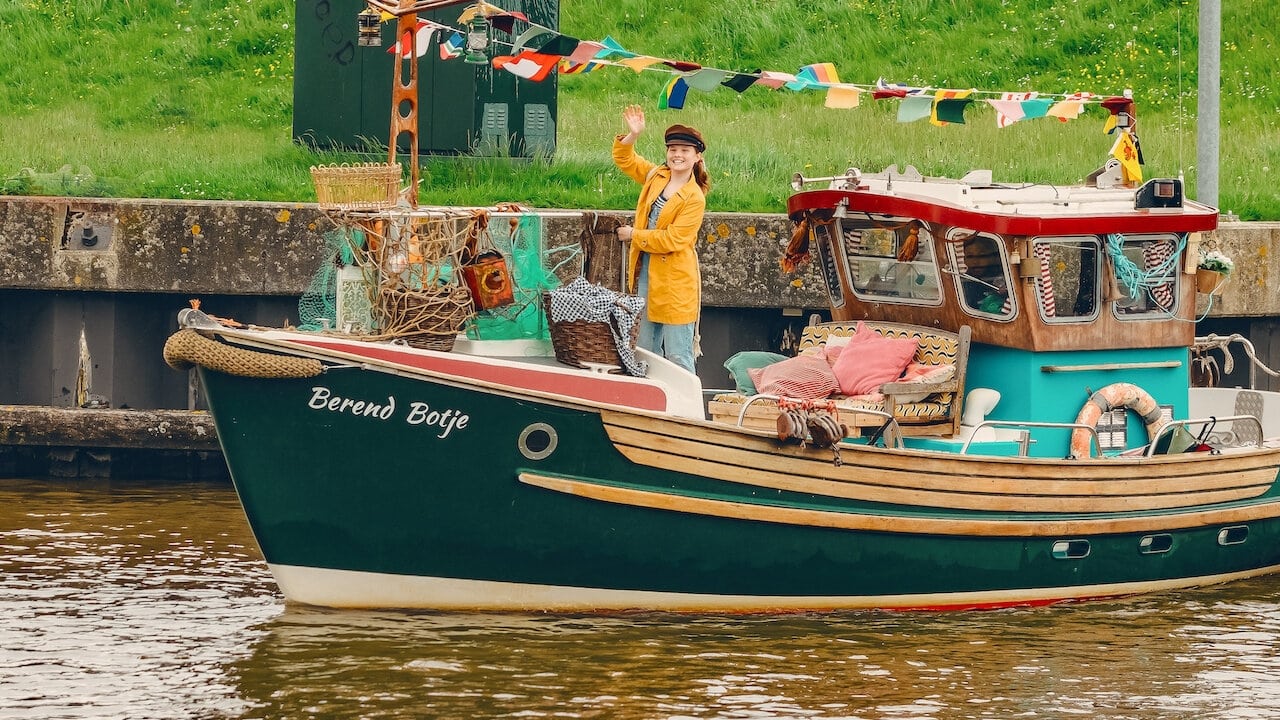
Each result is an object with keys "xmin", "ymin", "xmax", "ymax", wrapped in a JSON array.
[{"xmin": 959, "ymin": 420, "xmax": 1101, "ymax": 457}]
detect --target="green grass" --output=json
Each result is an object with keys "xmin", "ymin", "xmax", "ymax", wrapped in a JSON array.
[{"xmin": 1, "ymin": 0, "xmax": 1277, "ymax": 219}]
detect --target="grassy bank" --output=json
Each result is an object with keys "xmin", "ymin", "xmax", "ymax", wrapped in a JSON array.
[{"xmin": 1, "ymin": 0, "xmax": 1276, "ymax": 218}]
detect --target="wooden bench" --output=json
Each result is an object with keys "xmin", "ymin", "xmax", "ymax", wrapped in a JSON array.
[{"xmin": 708, "ymin": 320, "xmax": 971, "ymax": 437}]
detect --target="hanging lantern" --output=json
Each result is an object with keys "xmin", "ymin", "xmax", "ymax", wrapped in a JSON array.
[
  {"xmin": 357, "ymin": 6, "xmax": 382, "ymax": 47},
  {"xmin": 463, "ymin": 16, "xmax": 491, "ymax": 65}
]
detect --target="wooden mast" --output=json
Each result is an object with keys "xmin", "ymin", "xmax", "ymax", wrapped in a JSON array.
[{"xmin": 367, "ymin": 0, "xmax": 478, "ymax": 208}]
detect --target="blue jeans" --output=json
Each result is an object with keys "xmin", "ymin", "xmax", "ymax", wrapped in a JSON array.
[{"xmin": 636, "ymin": 253, "xmax": 696, "ymax": 373}]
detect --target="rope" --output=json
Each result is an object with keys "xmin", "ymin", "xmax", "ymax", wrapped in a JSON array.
[
  {"xmin": 1104, "ymin": 233, "xmax": 1186, "ymax": 304},
  {"xmin": 1195, "ymin": 333, "xmax": 1280, "ymax": 379},
  {"xmin": 163, "ymin": 329, "xmax": 323, "ymax": 379}
]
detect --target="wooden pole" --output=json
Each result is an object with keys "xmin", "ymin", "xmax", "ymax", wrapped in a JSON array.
[{"xmin": 388, "ymin": 14, "xmax": 421, "ymax": 208}]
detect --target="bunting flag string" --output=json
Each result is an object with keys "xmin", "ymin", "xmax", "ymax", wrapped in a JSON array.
[{"xmin": 406, "ymin": 4, "xmax": 1140, "ymax": 147}]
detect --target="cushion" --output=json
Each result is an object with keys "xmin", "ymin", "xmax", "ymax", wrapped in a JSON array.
[
  {"xmin": 831, "ymin": 325, "xmax": 919, "ymax": 395},
  {"xmin": 747, "ymin": 354, "xmax": 840, "ymax": 400},
  {"xmin": 820, "ymin": 334, "xmax": 853, "ymax": 364},
  {"xmin": 890, "ymin": 363, "xmax": 956, "ymax": 403},
  {"xmin": 724, "ymin": 351, "xmax": 789, "ymax": 395}
]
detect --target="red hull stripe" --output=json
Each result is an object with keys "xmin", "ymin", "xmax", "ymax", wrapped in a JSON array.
[{"xmin": 291, "ymin": 338, "xmax": 670, "ymax": 411}]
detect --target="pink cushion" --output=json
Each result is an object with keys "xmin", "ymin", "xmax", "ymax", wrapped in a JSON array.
[
  {"xmin": 747, "ymin": 354, "xmax": 839, "ymax": 400},
  {"xmin": 831, "ymin": 325, "xmax": 919, "ymax": 395}
]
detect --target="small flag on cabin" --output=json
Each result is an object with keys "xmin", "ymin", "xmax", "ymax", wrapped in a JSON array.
[
  {"xmin": 1110, "ymin": 131, "xmax": 1143, "ymax": 183},
  {"xmin": 440, "ymin": 32, "xmax": 463, "ymax": 60},
  {"xmin": 658, "ymin": 76, "xmax": 690, "ymax": 110}
]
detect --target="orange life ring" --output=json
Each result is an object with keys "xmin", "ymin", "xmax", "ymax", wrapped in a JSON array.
[{"xmin": 1069, "ymin": 382, "xmax": 1168, "ymax": 459}]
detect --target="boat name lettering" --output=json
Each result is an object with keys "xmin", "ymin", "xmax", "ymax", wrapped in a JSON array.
[
  {"xmin": 307, "ymin": 386, "xmax": 395, "ymax": 420},
  {"xmin": 406, "ymin": 402, "xmax": 470, "ymax": 439},
  {"xmin": 306, "ymin": 387, "xmax": 470, "ymax": 438}
]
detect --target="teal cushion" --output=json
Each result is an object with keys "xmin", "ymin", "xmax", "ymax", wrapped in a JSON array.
[{"xmin": 724, "ymin": 351, "xmax": 790, "ymax": 395}]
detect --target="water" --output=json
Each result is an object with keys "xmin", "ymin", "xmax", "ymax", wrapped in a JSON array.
[{"xmin": 4, "ymin": 478, "xmax": 1280, "ymax": 720}]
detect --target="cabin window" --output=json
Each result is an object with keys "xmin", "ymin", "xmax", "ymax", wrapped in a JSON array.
[
  {"xmin": 1030, "ymin": 236, "xmax": 1101, "ymax": 323},
  {"xmin": 945, "ymin": 229, "xmax": 1016, "ymax": 321},
  {"xmin": 839, "ymin": 215, "xmax": 942, "ymax": 306},
  {"xmin": 1109, "ymin": 233, "xmax": 1181, "ymax": 320}
]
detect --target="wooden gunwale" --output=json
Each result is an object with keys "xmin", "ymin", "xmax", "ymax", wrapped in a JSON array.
[
  {"xmin": 599, "ymin": 411, "xmax": 1280, "ymax": 513},
  {"xmin": 519, "ymin": 472, "xmax": 1280, "ymax": 537}
]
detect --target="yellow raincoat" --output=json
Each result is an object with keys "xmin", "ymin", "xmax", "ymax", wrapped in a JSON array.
[{"xmin": 612, "ymin": 137, "xmax": 704, "ymax": 325}]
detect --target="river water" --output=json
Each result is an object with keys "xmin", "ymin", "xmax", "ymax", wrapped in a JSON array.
[{"xmin": 3, "ymin": 477, "xmax": 1280, "ymax": 720}]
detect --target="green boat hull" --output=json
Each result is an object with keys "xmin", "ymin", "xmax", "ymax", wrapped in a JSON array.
[{"xmin": 201, "ymin": 364, "xmax": 1280, "ymax": 611}]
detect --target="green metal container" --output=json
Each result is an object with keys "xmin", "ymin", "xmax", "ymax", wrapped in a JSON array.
[{"xmin": 293, "ymin": 0, "xmax": 558, "ymax": 157}]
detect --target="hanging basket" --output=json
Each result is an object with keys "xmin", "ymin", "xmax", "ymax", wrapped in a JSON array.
[
  {"xmin": 542, "ymin": 292, "xmax": 639, "ymax": 371},
  {"xmin": 1195, "ymin": 268, "xmax": 1227, "ymax": 295},
  {"xmin": 311, "ymin": 163, "xmax": 402, "ymax": 211},
  {"xmin": 379, "ymin": 286, "xmax": 473, "ymax": 351}
]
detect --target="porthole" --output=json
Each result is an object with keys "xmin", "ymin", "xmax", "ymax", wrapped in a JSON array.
[
  {"xmin": 518, "ymin": 422, "xmax": 558, "ymax": 461},
  {"xmin": 1139, "ymin": 534, "xmax": 1173, "ymax": 554},
  {"xmin": 1218, "ymin": 525, "xmax": 1249, "ymax": 546},
  {"xmin": 1051, "ymin": 539, "xmax": 1091, "ymax": 559}
]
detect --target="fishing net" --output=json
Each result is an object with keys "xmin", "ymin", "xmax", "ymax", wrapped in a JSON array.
[
  {"xmin": 298, "ymin": 207, "xmax": 574, "ymax": 345},
  {"xmin": 297, "ymin": 228, "xmax": 354, "ymax": 331}
]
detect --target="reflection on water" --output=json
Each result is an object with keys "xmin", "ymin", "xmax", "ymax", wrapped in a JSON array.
[{"xmin": 3, "ymin": 478, "xmax": 1280, "ymax": 719}]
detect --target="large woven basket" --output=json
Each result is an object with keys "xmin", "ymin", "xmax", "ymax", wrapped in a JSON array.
[
  {"xmin": 543, "ymin": 292, "xmax": 639, "ymax": 371},
  {"xmin": 311, "ymin": 163, "xmax": 402, "ymax": 211},
  {"xmin": 380, "ymin": 286, "xmax": 473, "ymax": 352}
]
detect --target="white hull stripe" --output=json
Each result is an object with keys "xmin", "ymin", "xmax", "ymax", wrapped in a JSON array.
[{"xmin": 268, "ymin": 562, "xmax": 1280, "ymax": 612}]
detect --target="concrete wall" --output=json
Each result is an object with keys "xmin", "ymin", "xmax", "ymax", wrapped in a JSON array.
[{"xmin": 0, "ymin": 196, "xmax": 1276, "ymax": 476}]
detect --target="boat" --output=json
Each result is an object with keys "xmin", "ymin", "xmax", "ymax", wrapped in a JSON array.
[
  {"xmin": 162, "ymin": 146, "xmax": 1280, "ymax": 611},
  {"xmin": 162, "ymin": 2, "xmax": 1280, "ymax": 611}
]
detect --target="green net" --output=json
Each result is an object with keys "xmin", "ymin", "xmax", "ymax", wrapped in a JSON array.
[
  {"xmin": 464, "ymin": 213, "xmax": 567, "ymax": 341},
  {"xmin": 297, "ymin": 228, "xmax": 361, "ymax": 331}
]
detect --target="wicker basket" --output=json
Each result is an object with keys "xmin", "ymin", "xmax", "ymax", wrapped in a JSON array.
[
  {"xmin": 311, "ymin": 163, "xmax": 402, "ymax": 211},
  {"xmin": 543, "ymin": 292, "xmax": 640, "ymax": 371},
  {"xmin": 380, "ymin": 286, "xmax": 473, "ymax": 352}
]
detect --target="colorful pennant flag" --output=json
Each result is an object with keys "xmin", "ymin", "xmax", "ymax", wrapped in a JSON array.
[
  {"xmin": 756, "ymin": 71, "xmax": 795, "ymax": 89},
  {"xmin": 492, "ymin": 51, "xmax": 560, "ymax": 82},
  {"xmin": 791, "ymin": 62, "xmax": 840, "ymax": 89},
  {"xmin": 988, "ymin": 91, "xmax": 1038, "ymax": 128},
  {"xmin": 721, "ymin": 71, "xmax": 761, "ymax": 93},
  {"xmin": 558, "ymin": 58, "xmax": 599, "ymax": 74},
  {"xmin": 825, "ymin": 86, "xmax": 861, "ymax": 109},
  {"xmin": 684, "ymin": 69, "xmax": 731, "ymax": 92},
  {"xmin": 594, "ymin": 35, "xmax": 636, "ymax": 60},
  {"xmin": 658, "ymin": 76, "xmax": 689, "ymax": 110},
  {"xmin": 439, "ymin": 31, "xmax": 463, "ymax": 60},
  {"xmin": 388, "ymin": 21, "xmax": 435, "ymax": 58},
  {"xmin": 898, "ymin": 94, "xmax": 933, "ymax": 123},
  {"xmin": 934, "ymin": 97, "xmax": 973, "ymax": 124},
  {"xmin": 567, "ymin": 41, "xmax": 604, "ymax": 64},
  {"xmin": 930, "ymin": 89, "xmax": 973, "ymax": 126}
]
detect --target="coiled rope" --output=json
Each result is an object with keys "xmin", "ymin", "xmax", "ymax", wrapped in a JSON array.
[{"xmin": 163, "ymin": 329, "xmax": 323, "ymax": 379}]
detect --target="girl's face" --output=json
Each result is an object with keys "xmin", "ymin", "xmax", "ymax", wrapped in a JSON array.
[{"xmin": 665, "ymin": 143, "xmax": 702, "ymax": 171}]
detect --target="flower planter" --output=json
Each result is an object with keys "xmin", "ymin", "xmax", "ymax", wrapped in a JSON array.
[{"xmin": 1196, "ymin": 268, "xmax": 1227, "ymax": 295}]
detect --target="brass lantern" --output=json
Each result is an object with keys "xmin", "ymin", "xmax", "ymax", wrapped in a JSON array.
[
  {"xmin": 357, "ymin": 6, "xmax": 382, "ymax": 47},
  {"xmin": 463, "ymin": 16, "xmax": 491, "ymax": 64}
]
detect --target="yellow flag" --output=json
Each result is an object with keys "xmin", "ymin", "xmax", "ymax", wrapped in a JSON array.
[{"xmin": 1110, "ymin": 131, "xmax": 1143, "ymax": 184}]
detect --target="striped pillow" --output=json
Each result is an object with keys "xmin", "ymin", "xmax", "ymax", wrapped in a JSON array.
[{"xmin": 747, "ymin": 354, "xmax": 839, "ymax": 400}]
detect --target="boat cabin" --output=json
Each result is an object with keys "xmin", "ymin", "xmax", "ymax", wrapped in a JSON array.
[{"xmin": 785, "ymin": 166, "xmax": 1219, "ymax": 455}]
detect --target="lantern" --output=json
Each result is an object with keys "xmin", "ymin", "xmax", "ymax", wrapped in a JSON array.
[
  {"xmin": 357, "ymin": 6, "xmax": 382, "ymax": 47},
  {"xmin": 463, "ymin": 16, "xmax": 491, "ymax": 64}
]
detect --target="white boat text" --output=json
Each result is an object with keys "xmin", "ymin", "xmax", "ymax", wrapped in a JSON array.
[{"xmin": 307, "ymin": 386, "xmax": 470, "ymax": 439}]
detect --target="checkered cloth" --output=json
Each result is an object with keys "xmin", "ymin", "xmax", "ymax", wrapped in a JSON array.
[{"xmin": 547, "ymin": 277, "xmax": 647, "ymax": 376}]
